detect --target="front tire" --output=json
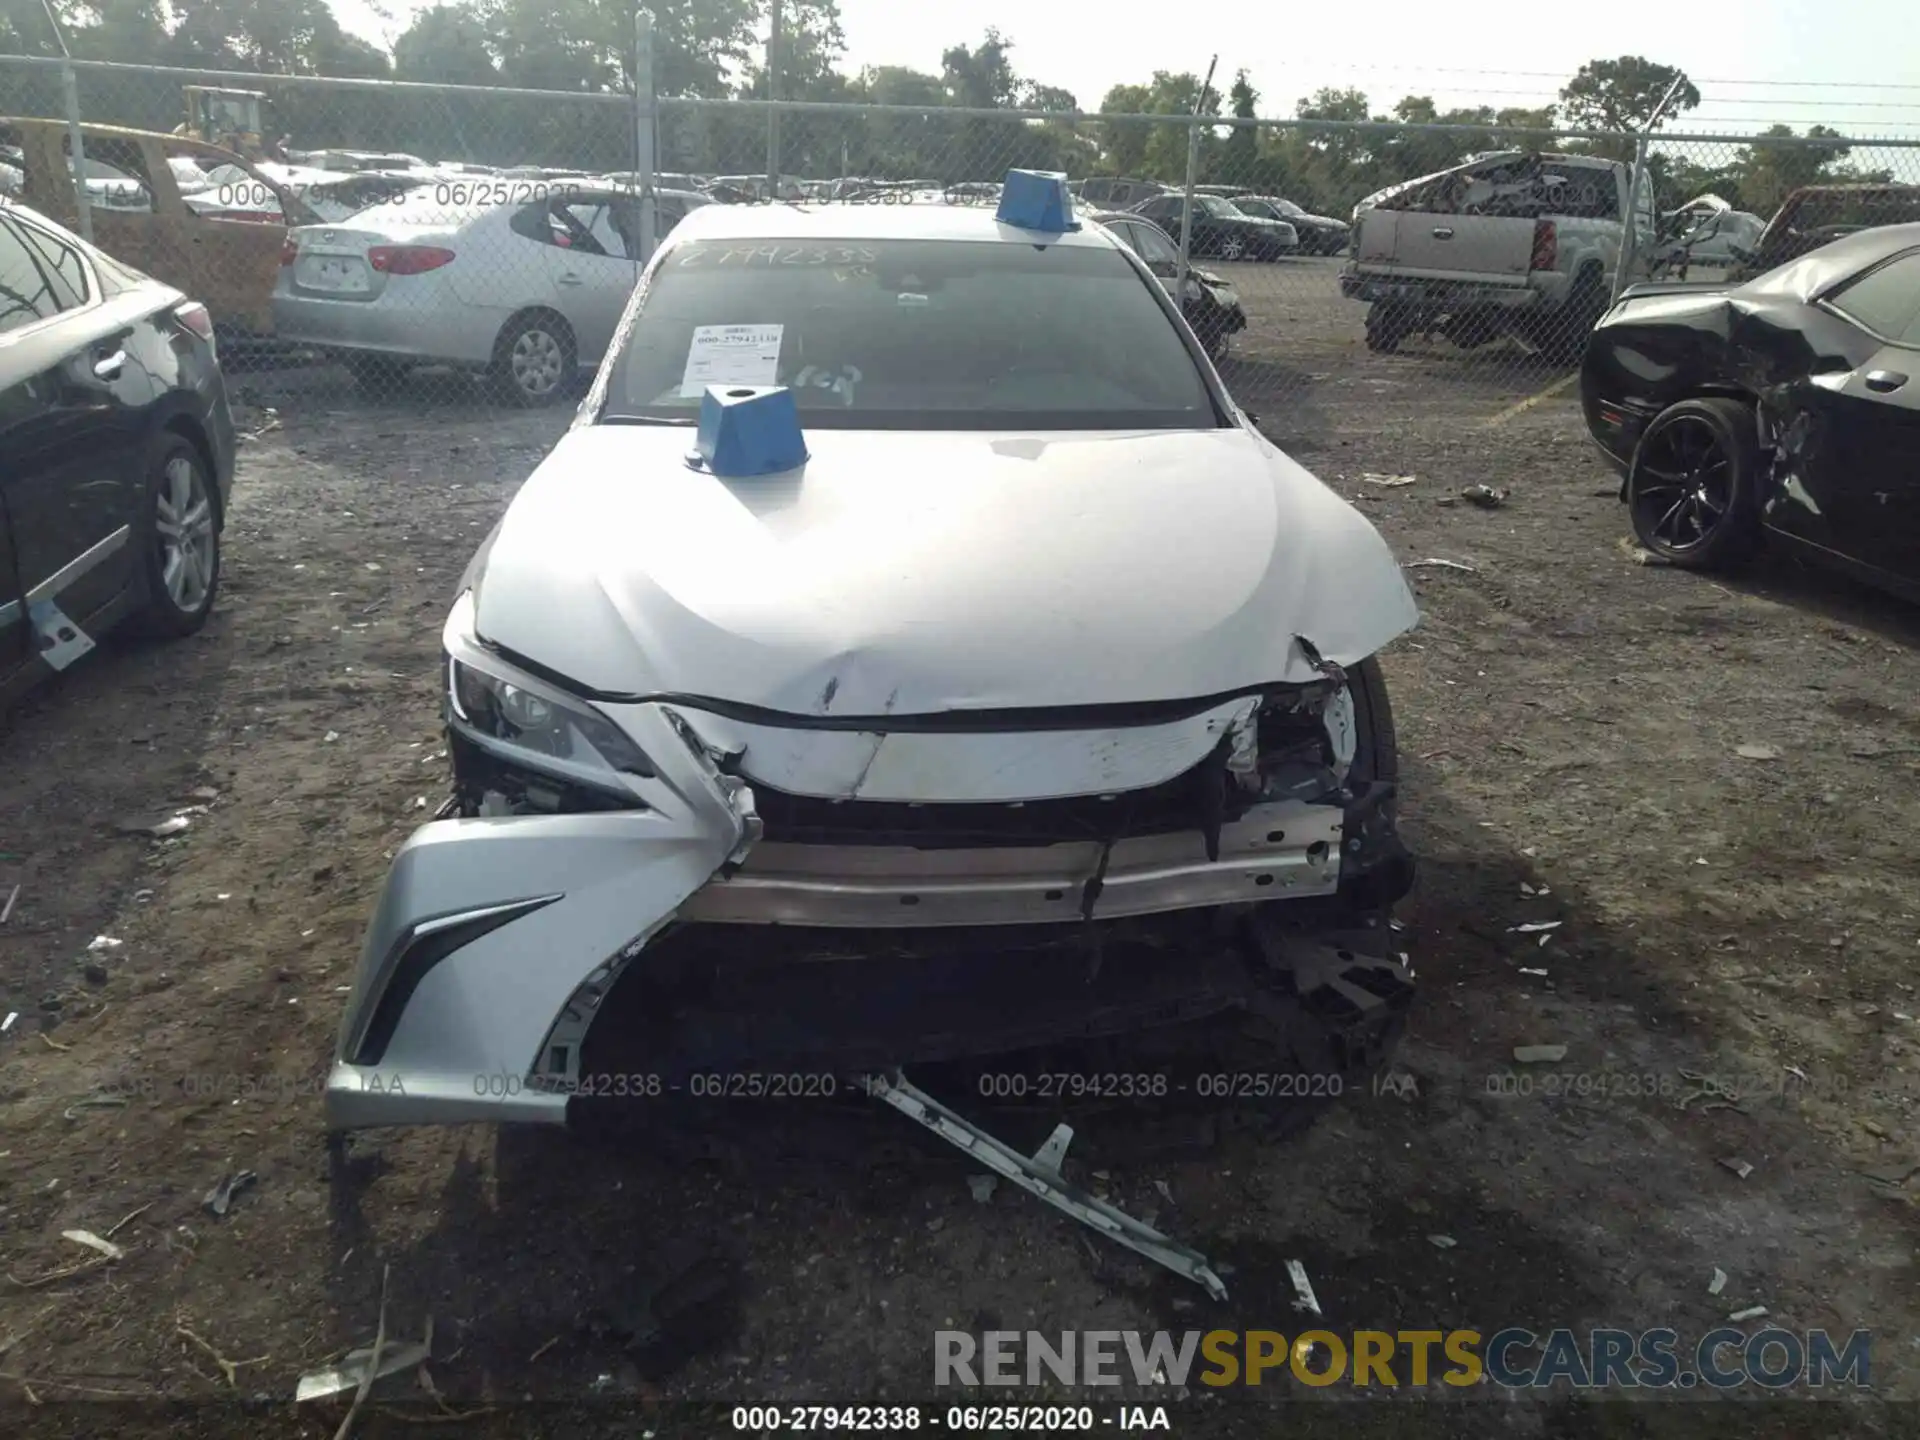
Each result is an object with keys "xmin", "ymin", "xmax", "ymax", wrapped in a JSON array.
[
  {"xmin": 130, "ymin": 434, "xmax": 221, "ymax": 638},
  {"xmin": 1217, "ymin": 233, "xmax": 1248, "ymax": 261},
  {"xmin": 1545, "ymin": 266, "xmax": 1608, "ymax": 365},
  {"xmin": 1626, "ymin": 397, "xmax": 1762, "ymax": 569}
]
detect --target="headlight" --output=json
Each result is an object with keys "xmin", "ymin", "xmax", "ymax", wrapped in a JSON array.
[{"xmin": 447, "ymin": 656, "xmax": 655, "ymax": 781}]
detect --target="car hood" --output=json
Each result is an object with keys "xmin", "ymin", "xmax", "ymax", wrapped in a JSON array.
[{"xmin": 470, "ymin": 425, "xmax": 1418, "ymax": 717}]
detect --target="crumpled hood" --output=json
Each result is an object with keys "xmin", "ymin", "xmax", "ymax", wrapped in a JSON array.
[{"xmin": 471, "ymin": 425, "xmax": 1417, "ymax": 716}]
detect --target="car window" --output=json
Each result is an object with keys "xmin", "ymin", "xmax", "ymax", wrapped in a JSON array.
[
  {"xmin": 604, "ymin": 237, "xmax": 1220, "ymax": 431},
  {"xmin": 1276, "ymin": 199, "xmax": 1305, "ymax": 217},
  {"xmin": 0, "ymin": 216, "xmax": 85, "ymax": 334},
  {"xmin": 1199, "ymin": 197, "xmax": 1237, "ymax": 218},
  {"xmin": 14, "ymin": 218, "xmax": 89, "ymax": 308},
  {"xmin": 66, "ymin": 136, "xmax": 156, "ymax": 214},
  {"xmin": 562, "ymin": 201, "xmax": 624, "ymax": 258},
  {"xmin": 1826, "ymin": 250, "xmax": 1920, "ymax": 346},
  {"xmin": 1129, "ymin": 222, "xmax": 1181, "ymax": 268}
]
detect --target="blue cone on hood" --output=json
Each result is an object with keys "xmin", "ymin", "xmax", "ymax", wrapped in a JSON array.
[{"xmin": 693, "ymin": 384, "xmax": 810, "ymax": 477}]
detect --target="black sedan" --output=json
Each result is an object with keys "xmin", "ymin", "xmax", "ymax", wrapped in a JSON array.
[
  {"xmin": 1129, "ymin": 193, "xmax": 1297, "ymax": 262},
  {"xmin": 1582, "ymin": 223, "xmax": 1920, "ymax": 598},
  {"xmin": 1232, "ymin": 196, "xmax": 1351, "ymax": 255},
  {"xmin": 1092, "ymin": 211, "xmax": 1248, "ymax": 361},
  {"xmin": 1, "ymin": 199, "xmax": 234, "ymax": 706}
]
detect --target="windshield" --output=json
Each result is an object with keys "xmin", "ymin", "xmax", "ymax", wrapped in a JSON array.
[
  {"xmin": 602, "ymin": 237, "xmax": 1221, "ymax": 430},
  {"xmin": 1199, "ymin": 197, "xmax": 1242, "ymax": 217},
  {"xmin": 1274, "ymin": 199, "xmax": 1305, "ymax": 217}
]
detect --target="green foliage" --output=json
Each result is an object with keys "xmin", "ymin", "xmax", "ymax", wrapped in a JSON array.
[{"xmin": 0, "ymin": 17, "xmax": 1886, "ymax": 223}]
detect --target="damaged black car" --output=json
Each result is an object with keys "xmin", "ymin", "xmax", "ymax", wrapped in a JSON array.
[{"xmin": 1582, "ymin": 223, "xmax": 1920, "ymax": 593}]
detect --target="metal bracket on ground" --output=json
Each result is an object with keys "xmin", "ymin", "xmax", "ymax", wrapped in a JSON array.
[{"xmin": 866, "ymin": 1070, "xmax": 1228, "ymax": 1301}]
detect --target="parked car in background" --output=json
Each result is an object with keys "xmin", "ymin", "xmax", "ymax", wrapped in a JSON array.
[
  {"xmin": 1131, "ymin": 193, "xmax": 1297, "ymax": 261},
  {"xmin": 1583, "ymin": 224, "xmax": 1920, "ymax": 595},
  {"xmin": 1731, "ymin": 184, "xmax": 1920, "ymax": 279},
  {"xmin": 1648, "ymin": 195, "xmax": 1765, "ymax": 278},
  {"xmin": 1231, "ymin": 196, "xmax": 1350, "ymax": 255},
  {"xmin": 184, "ymin": 161, "xmax": 424, "ymax": 225},
  {"xmin": 2, "ymin": 117, "xmax": 312, "ymax": 334},
  {"xmin": 1342, "ymin": 150, "xmax": 1653, "ymax": 360},
  {"xmin": 0, "ymin": 200, "xmax": 234, "ymax": 707},
  {"xmin": 1078, "ymin": 176, "xmax": 1168, "ymax": 209},
  {"xmin": 1093, "ymin": 210, "xmax": 1246, "ymax": 360},
  {"xmin": 272, "ymin": 184, "xmax": 709, "ymax": 404}
]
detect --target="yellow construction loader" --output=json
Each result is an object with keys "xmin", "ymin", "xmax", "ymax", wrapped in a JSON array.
[{"xmin": 176, "ymin": 86, "xmax": 283, "ymax": 161}]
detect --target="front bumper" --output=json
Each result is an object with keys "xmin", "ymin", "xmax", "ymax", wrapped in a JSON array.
[{"xmin": 327, "ymin": 653, "xmax": 1415, "ymax": 1132}]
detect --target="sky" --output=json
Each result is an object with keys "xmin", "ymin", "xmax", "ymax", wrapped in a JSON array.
[{"xmin": 332, "ymin": 0, "xmax": 1920, "ymax": 139}]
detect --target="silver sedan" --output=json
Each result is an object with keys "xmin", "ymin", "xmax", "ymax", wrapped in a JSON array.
[{"xmin": 271, "ymin": 184, "xmax": 708, "ymax": 405}]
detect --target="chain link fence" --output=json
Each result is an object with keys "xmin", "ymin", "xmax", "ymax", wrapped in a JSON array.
[{"xmin": 6, "ymin": 55, "xmax": 1920, "ymax": 431}]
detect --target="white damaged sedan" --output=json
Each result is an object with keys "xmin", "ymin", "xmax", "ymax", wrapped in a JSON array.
[{"xmin": 327, "ymin": 187, "xmax": 1422, "ymax": 1136}]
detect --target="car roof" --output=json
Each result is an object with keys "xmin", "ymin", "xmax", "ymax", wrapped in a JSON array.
[
  {"xmin": 1744, "ymin": 221, "xmax": 1920, "ymax": 302},
  {"xmin": 665, "ymin": 200, "xmax": 1121, "ymax": 249}
]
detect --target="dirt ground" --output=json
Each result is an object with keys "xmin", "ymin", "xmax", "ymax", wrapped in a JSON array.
[{"xmin": 2, "ymin": 258, "xmax": 1918, "ymax": 1437}]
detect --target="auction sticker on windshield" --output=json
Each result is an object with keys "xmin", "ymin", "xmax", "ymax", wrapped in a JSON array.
[{"xmin": 680, "ymin": 324, "xmax": 784, "ymax": 396}]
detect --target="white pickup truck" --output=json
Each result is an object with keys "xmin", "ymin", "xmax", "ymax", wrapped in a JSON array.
[{"xmin": 1339, "ymin": 151, "xmax": 1657, "ymax": 362}]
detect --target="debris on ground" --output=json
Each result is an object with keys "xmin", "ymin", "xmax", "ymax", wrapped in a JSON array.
[
  {"xmin": 1286, "ymin": 1259, "xmax": 1322, "ymax": 1316},
  {"xmin": 1734, "ymin": 744, "xmax": 1781, "ymax": 761},
  {"xmin": 1519, "ymin": 967, "xmax": 1549, "ymax": 977},
  {"xmin": 0, "ymin": 884, "xmax": 18, "ymax": 925},
  {"xmin": 1514, "ymin": 1044, "xmax": 1569, "ymax": 1064},
  {"xmin": 1, "ymin": 1012, "xmax": 16, "ymax": 1034},
  {"xmin": 1719, "ymin": 1158, "xmax": 1755, "ymax": 1181},
  {"xmin": 1429, "ymin": 1234, "xmax": 1458, "ymax": 1249},
  {"xmin": 61, "ymin": 1229, "xmax": 124, "ymax": 1261},
  {"xmin": 868, "ymin": 1070, "xmax": 1227, "ymax": 1300},
  {"xmin": 967, "ymin": 1174, "xmax": 998, "ymax": 1204},
  {"xmin": 1460, "ymin": 484, "xmax": 1508, "ymax": 508},
  {"xmin": 1154, "ymin": 1179, "xmax": 1175, "ymax": 1206},
  {"xmin": 295, "ymin": 1266, "xmax": 431, "ymax": 1415},
  {"xmin": 1709, "ymin": 1268, "xmax": 1728, "ymax": 1296},
  {"xmin": 85, "ymin": 935, "xmax": 123, "ymax": 954},
  {"xmin": 203, "ymin": 1170, "xmax": 259, "ymax": 1217},
  {"xmin": 1361, "ymin": 472, "xmax": 1418, "ymax": 487},
  {"xmin": 1509, "ymin": 921, "xmax": 1562, "ymax": 934},
  {"xmin": 324, "ymin": 731, "xmax": 341, "ymax": 744},
  {"xmin": 1728, "ymin": 1305, "xmax": 1769, "ymax": 1323},
  {"xmin": 1405, "ymin": 557, "xmax": 1478, "ymax": 573},
  {"xmin": 116, "ymin": 814, "xmax": 191, "ymax": 839}
]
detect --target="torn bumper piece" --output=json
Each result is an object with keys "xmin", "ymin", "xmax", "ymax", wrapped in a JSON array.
[{"xmin": 868, "ymin": 1072, "xmax": 1229, "ymax": 1301}]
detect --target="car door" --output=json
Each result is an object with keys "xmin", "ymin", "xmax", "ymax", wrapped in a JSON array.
[
  {"xmin": 0, "ymin": 212, "xmax": 148, "ymax": 643},
  {"xmin": 535, "ymin": 195, "xmax": 638, "ymax": 365},
  {"xmin": 1800, "ymin": 249, "xmax": 1920, "ymax": 579}
]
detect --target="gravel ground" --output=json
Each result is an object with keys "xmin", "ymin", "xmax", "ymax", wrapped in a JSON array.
[{"xmin": 2, "ymin": 260, "xmax": 1917, "ymax": 1436}]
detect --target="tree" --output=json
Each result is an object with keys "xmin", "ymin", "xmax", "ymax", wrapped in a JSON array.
[
  {"xmin": 393, "ymin": 4, "xmax": 497, "ymax": 86},
  {"xmin": 1738, "ymin": 123, "xmax": 1853, "ymax": 213},
  {"xmin": 1558, "ymin": 56, "xmax": 1698, "ymax": 133},
  {"xmin": 1221, "ymin": 69, "xmax": 1257, "ymax": 180},
  {"xmin": 940, "ymin": 28, "xmax": 1018, "ymax": 109}
]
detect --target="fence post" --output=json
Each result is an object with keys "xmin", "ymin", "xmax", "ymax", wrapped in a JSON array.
[
  {"xmin": 1615, "ymin": 75, "xmax": 1686, "ymax": 303},
  {"xmin": 1175, "ymin": 115, "xmax": 1200, "ymax": 299},
  {"xmin": 1173, "ymin": 60, "xmax": 1216, "ymax": 317},
  {"xmin": 39, "ymin": 0, "xmax": 93, "ymax": 243},
  {"xmin": 634, "ymin": 7, "xmax": 656, "ymax": 261},
  {"xmin": 1615, "ymin": 131, "xmax": 1649, "ymax": 304},
  {"xmin": 766, "ymin": 0, "xmax": 782, "ymax": 197}
]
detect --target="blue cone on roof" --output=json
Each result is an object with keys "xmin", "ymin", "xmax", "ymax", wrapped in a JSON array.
[
  {"xmin": 996, "ymin": 169, "xmax": 1080, "ymax": 233},
  {"xmin": 693, "ymin": 384, "xmax": 809, "ymax": 477}
]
